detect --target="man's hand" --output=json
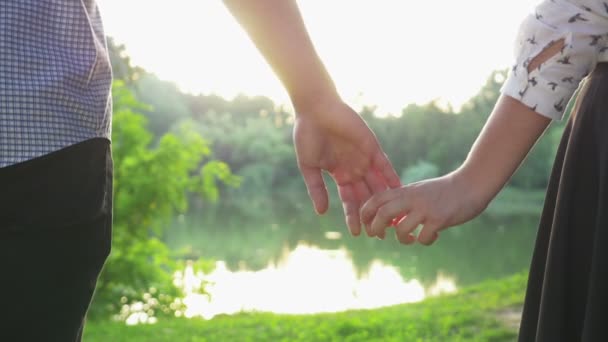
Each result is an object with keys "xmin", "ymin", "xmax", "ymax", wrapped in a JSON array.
[
  {"xmin": 223, "ymin": 0, "xmax": 400, "ymax": 234},
  {"xmin": 294, "ymin": 99, "xmax": 400, "ymax": 236}
]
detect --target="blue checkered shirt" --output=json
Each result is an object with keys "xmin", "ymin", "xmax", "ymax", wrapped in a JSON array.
[{"xmin": 0, "ymin": 0, "xmax": 112, "ymax": 167}]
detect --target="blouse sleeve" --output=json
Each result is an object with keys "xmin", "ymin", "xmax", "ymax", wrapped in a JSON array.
[{"xmin": 501, "ymin": 0, "xmax": 608, "ymax": 120}]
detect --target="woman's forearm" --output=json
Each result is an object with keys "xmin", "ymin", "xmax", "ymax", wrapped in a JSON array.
[
  {"xmin": 223, "ymin": 0, "xmax": 340, "ymax": 114},
  {"xmin": 456, "ymin": 95, "xmax": 552, "ymax": 206}
]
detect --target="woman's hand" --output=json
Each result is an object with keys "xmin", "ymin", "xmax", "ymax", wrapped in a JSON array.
[
  {"xmin": 360, "ymin": 94, "xmax": 552, "ymax": 245},
  {"xmin": 360, "ymin": 171, "xmax": 489, "ymax": 245}
]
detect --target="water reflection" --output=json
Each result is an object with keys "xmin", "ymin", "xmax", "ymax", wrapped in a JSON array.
[
  {"xmin": 324, "ymin": 231, "xmax": 342, "ymax": 240},
  {"xmin": 175, "ymin": 244, "xmax": 457, "ymax": 320},
  {"xmin": 168, "ymin": 213, "xmax": 538, "ymax": 288},
  {"xmin": 152, "ymin": 208, "xmax": 541, "ymax": 325}
]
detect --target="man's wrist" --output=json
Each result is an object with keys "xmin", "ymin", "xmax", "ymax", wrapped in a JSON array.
[{"xmin": 291, "ymin": 86, "xmax": 341, "ymax": 118}]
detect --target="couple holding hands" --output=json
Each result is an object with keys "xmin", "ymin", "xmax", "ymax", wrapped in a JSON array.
[
  {"xmin": 2, "ymin": 0, "xmax": 606, "ymax": 340},
  {"xmin": 227, "ymin": 1, "xmax": 608, "ymax": 341}
]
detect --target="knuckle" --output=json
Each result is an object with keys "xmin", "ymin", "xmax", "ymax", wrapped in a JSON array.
[
  {"xmin": 366, "ymin": 197, "xmax": 378, "ymax": 210},
  {"xmin": 399, "ymin": 186, "xmax": 410, "ymax": 196},
  {"xmin": 400, "ymin": 221, "xmax": 418, "ymax": 234},
  {"xmin": 426, "ymin": 213, "xmax": 446, "ymax": 227},
  {"xmin": 360, "ymin": 204, "xmax": 374, "ymax": 221},
  {"xmin": 376, "ymin": 206, "xmax": 391, "ymax": 220},
  {"xmin": 359, "ymin": 207, "xmax": 369, "ymax": 219},
  {"xmin": 377, "ymin": 155, "xmax": 389, "ymax": 169}
]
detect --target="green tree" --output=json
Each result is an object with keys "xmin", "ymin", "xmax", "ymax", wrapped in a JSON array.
[
  {"xmin": 185, "ymin": 108, "xmax": 298, "ymax": 218},
  {"xmin": 90, "ymin": 81, "xmax": 238, "ymax": 318},
  {"xmin": 133, "ymin": 73, "xmax": 194, "ymax": 136},
  {"xmin": 107, "ymin": 38, "xmax": 145, "ymax": 85}
]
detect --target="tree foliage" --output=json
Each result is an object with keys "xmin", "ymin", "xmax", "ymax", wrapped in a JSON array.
[{"xmin": 90, "ymin": 81, "xmax": 238, "ymax": 317}]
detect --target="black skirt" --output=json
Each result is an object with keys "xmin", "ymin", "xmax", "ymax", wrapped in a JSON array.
[{"xmin": 519, "ymin": 64, "xmax": 608, "ymax": 341}]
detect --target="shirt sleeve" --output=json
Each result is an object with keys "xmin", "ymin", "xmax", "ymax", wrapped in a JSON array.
[{"xmin": 501, "ymin": 0, "xmax": 608, "ymax": 120}]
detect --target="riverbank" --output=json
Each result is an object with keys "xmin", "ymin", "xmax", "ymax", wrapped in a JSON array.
[{"xmin": 84, "ymin": 272, "xmax": 526, "ymax": 341}]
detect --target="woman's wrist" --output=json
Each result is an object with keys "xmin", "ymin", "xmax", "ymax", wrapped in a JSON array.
[{"xmin": 449, "ymin": 166, "xmax": 496, "ymax": 214}]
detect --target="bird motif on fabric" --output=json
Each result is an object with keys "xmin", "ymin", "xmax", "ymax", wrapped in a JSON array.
[
  {"xmin": 519, "ymin": 85, "xmax": 529, "ymax": 98},
  {"xmin": 590, "ymin": 35, "xmax": 603, "ymax": 46},
  {"xmin": 568, "ymin": 13, "xmax": 588, "ymax": 23},
  {"xmin": 557, "ymin": 56, "xmax": 572, "ymax": 65},
  {"xmin": 554, "ymin": 98, "xmax": 565, "ymax": 112},
  {"xmin": 548, "ymin": 82, "xmax": 559, "ymax": 91},
  {"xmin": 504, "ymin": 2, "xmax": 608, "ymax": 120}
]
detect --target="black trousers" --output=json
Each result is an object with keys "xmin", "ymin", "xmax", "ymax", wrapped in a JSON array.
[{"xmin": 0, "ymin": 139, "xmax": 113, "ymax": 342}]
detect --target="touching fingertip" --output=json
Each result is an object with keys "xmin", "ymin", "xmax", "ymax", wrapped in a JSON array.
[
  {"xmin": 312, "ymin": 201, "xmax": 326, "ymax": 215},
  {"xmin": 430, "ymin": 232, "xmax": 440, "ymax": 244},
  {"xmin": 346, "ymin": 217, "xmax": 361, "ymax": 238},
  {"xmin": 351, "ymin": 225, "xmax": 361, "ymax": 237}
]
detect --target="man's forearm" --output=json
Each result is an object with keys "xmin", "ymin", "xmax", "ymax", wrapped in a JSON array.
[
  {"xmin": 223, "ymin": 0, "xmax": 339, "ymax": 114},
  {"xmin": 456, "ymin": 95, "xmax": 552, "ymax": 205}
]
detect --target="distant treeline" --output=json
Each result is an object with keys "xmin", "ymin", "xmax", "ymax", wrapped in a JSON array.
[{"xmin": 109, "ymin": 39, "xmax": 568, "ymax": 217}]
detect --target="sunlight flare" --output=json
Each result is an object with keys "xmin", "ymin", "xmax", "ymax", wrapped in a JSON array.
[{"xmin": 174, "ymin": 244, "xmax": 457, "ymax": 320}]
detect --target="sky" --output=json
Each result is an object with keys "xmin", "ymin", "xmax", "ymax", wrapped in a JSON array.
[{"xmin": 96, "ymin": 0, "xmax": 537, "ymax": 115}]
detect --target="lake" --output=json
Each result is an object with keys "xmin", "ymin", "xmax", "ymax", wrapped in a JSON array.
[{"xmin": 143, "ymin": 196, "xmax": 541, "ymax": 323}]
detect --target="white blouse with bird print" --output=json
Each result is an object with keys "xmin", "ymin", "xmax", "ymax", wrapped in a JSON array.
[{"xmin": 501, "ymin": 0, "xmax": 608, "ymax": 120}]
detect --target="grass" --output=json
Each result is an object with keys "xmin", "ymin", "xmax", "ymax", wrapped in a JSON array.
[{"xmin": 84, "ymin": 272, "xmax": 527, "ymax": 342}]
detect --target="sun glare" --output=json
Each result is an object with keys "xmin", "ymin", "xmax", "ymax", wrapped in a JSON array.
[
  {"xmin": 96, "ymin": 0, "xmax": 535, "ymax": 115},
  {"xmin": 175, "ymin": 245, "xmax": 455, "ymax": 320}
]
